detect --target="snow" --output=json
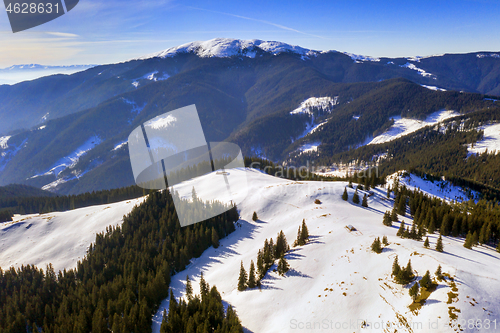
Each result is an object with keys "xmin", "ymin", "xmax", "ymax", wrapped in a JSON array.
[
  {"xmin": 298, "ymin": 142, "xmax": 321, "ymax": 154},
  {"xmin": 468, "ymin": 123, "xmax": 500, "ymax": 155},
  {"xmin": 484, "ymin": 98, "xmax": 498, "ymax": 102},
  {"xmin": 0, "ymin": 196, "xmax": 146, "ymax": 272},
  {"xmin": 353, "ymin": 115, "xmax": 360, "ymax": 120},
  {"xmin": 112, "ymin": 141, "xmax": 128, "ymax": 151},
  {"xmin": 150, "ymin": 168, "xmax": 500, "ymax": 332},
  {"xmin": 477, "ymin": 53, "xmax": 500, "ymax": 59},
  {"xmin": 366, "ymin": 110, "xmax": 459, "ymax": 146},
  {"xmin": 38, "ymin": 125, "xmax": 47, "ymax": 130},
  {"xmin": 400, "ymin": 63, "xmax": 434, "ymax": 77},
  {"xmin": 343, "ymin": 52, "xmax": 380, "ymax": 63},
  {"xmin": 121, "ymin": 97, "xmax": 146, "ymax": 114},
  {"xmin": 289, "ymin": 97, "xmax": 337, "ymax": 116},
  {"xmin": 136, "ymin": 38, "xmax": 320, "ymax": 60},
  {"xmin": 0, "ymin": 136, "xmax": 10, "ymax": 149},
  {"xmin": 132, "ymin": 81, "xmax": 139, "ymax": 88},
  {"xmin": 147, "ymin": 114, "xmax": 177, "ymax": 130},
  {"xmin": 386, "ymin": 171, "xmax": 478, "ymax": 203},
  {"xmin": 421, "ymin": 84, "xmax": 447, "ymax": 92},
  {"xmin": 31, "ymin": 136, "xmax": 102, "ymax": 178}
]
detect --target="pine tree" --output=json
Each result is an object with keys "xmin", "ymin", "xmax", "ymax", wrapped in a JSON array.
[
  {"xmin": 252, "ymin": 211, "xmax": 258, "ymax": 221},
  {"xmin": 383, "ymin": 211, "xmax": 392, "ymax": 226},
  {"xmin": 386, "ymin": 186, "xmax": 391, "ymax": 199},
  {"xmin": 428, "ymin": 217, "xmax": 436, "ymax": 234},
  {"xmin": 342, "ymin": 188, "xmax": 348, "ymax": 201},
  {"xmin": 200, "ymin": 272, "xmax": 209, "ymax": 299},
  {"xmin": 472, "ymin": 231, "xmax": 479, "ymax": 246},
  {"xmin": 464, "ymin": 231, "xmax": 473, "ymax": 249},
  {"xmin": 371, "ymin": 237, "xmax": 382, "ymax": 254},
  {"xmin": 440, "ymin": 214, "xmax": 451, "ymax": 236},
  {"xmin": 300, "ymin": 219, "xmax": 309, "ymax": 242},
  {"xmin": 435, "ymin": 265, "xmax": 443, "ymax": 280},
  {"xmin": 397, "ymin": 195, "xmax": 407, "ymax": 216},
  {"xmin": 382, "ymin": 235, "xmax": 389, "ymax": 246},
  {"xmin": 352, "ymin": 190, "xmax": 360, "ymax": 204},
  {"xmin": 275, "ymin": 230, "xmax": 289, "ymax": 258},
  {"xmin": 392, "ymin": 256, "xmax": 401, "ymax": 277},
  {"xmin": 420, "ymin": 270, "xmax": 431, "ymax": 289},
  {"xmin": 211, "ymin": 227, "xmax": 219, "ymax": 248},
  {"xmin": 397, "ymin": 221, "xmax": 405, "ymax": 237},
  {"xmin": 409, "ymin": 282, "xmax": 420, "ymax": 302},
  {"xmin": 391, "ymin": 208, "xmax": 398, "ymax": 222},
  {"xmin": 436, "ymin": 235, "xmax": 444, "ymax": 252},
  {"xmin": 362, "ymin": 194, "xmax": 368, "ymax": 207},
  {"xmin": 424, "ymin": 236, "xmax": 430, "ymax": 248},
  {"xmin": 248, "ymin": 260, "xmax": 256, "ymax": 289},
  {"xmin": 185, "ymin": 275, "xmax": 193, "ymax": 301},
  {"xmin": 348, "ymin": 180, "xmax": 353, "ymax": 188},
  {"xmin": 293, "ymin": 226, "xmax": 302, "ymax": 247},
  {"xmin": 405, "ymin": 259, "xmax": 414, "ymax": 281},
  {"xmin": 238, "ymin": 261, "xmax": 247, "ymax": 291},
  {"xmin": 256, "ymin": 249, "xmax": 265, "ymax": 280},
  {"xmin": 410, "ymin": 222, "xmax": 417, "ymax": 239},
  {"xmin": 497, "ymin": 242, "xmax": 500, "ymax": 253},
  {"xmin": 277, "ymin": 256, "xmax": 289, "ymax": 276}
]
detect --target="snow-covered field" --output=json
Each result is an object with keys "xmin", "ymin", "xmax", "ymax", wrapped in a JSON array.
[
  {"xmin": 468, "ymin": 123, "xmax": 500, "ymax": 155},
  {"xmin": 0, "ymin": 196, "xmax": 146, "ymax": 272},
  {"xmin": 151, "ymin": 168, "xmax": 500, "ymax": 333},
  {"xmin": 366, "ymin": 110, "xmax": 459, "ymax": 146}
]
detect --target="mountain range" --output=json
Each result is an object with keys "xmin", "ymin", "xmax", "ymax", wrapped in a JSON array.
[{"xmin": 0, "ymin": 38, "xmax": 499, "ymax": 195}]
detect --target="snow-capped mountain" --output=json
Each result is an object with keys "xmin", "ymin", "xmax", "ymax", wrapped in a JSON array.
[{"xmin": 136, "ymin": 38, "xmax": 322, "ymax": 59}]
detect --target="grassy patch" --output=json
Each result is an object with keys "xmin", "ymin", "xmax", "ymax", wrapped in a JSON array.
[
  {"xmin": 448, "ymin": 306, "xmax": 461, "ymax": 320},
  {"xmin": 409, "ymin": 282, "xmax": 438, "ymax": 314}
]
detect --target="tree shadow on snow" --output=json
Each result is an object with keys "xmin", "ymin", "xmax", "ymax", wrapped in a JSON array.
[
  {"xmin": 285, "ymin": 267, "xmax": 312, "ymax": 279},
  {"xmin": 305, "ymin": 235, "xmax": 324, "ymax": 245}
]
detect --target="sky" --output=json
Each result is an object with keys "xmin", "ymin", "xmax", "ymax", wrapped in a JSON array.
[{"xmin": 1, "ymin": 0, "xmax": 500, "ymax": 67}]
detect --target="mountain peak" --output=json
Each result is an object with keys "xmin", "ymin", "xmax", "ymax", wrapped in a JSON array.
[{"xmin": 136, "ymin": 38, "xmax": 324, "ymax": 60}]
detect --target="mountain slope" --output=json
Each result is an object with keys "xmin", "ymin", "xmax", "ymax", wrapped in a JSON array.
[{"xmin": 150, "ymin": 168, "xmax": 500, "ymax": 333}]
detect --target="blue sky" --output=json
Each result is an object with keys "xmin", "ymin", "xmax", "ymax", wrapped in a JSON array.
[{"xmin": 1, "ymin": 0, "xmax": 500, "ymax": 67}]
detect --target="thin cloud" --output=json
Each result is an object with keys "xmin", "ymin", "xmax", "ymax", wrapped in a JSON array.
[
  {"xmin": 46, "ymin": 32, "xmax": 79, "ymax": 38},
  {"xmin": 187, "ymin": 6, "xmax": 328, "ymax": 40}
]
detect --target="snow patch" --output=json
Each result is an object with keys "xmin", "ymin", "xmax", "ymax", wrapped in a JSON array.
[
  {"xmin": 298, "ymin": 142, "xmax": 320, "ymax": 154},
  {"xmin": 367, "ymin": 110, "xmax": 459, "ymax": 145},
  {"xmin": 400, "ymin": 62, "xmax": 434, "ymax": 77},
  {"xmin": 290, "ymin": 97, "xmax": 338, "ymax": 116},
  {"xmin": 0, "ymin": 136, "xmax": 10, "ymax": 149},
  {"xmin": 467, "ymin": 123, "xmax": 500, "ymax": 155},
  {"xmin": 343, "ymin": 52, "xmax": 380, "ymax": 63},
  {"xmin": 477, "ymin": 53, "xmax": 500, "ymax": 59},
  {"xmin": 112, "ymin": 141, "xmax": 128, "ymax": 151},
  {"xmin": 421, "ymin": 84, "xmax": 447, "ymax": 91},
  {"xmin": 387, "ymin": 171, "xmax": 478, "ymax": 203},
  {"xmin": 146, "ymin": 114, "xmax": 177, "ymax": 130}
]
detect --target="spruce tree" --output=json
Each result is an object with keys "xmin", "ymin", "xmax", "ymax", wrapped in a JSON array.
[
  {"xmin": 352, "ymin": 189, "xmax": 360, "ymax": 204},
  {"xmin": 248, "ymin": 260, "xmax": 256, "ymax": 289},
  {"xmin": 362, "ymin": 194, "xmax": 368, "ymax": 207},
  {"xmin": 238, "ymin": 261, "xmax": 247, "ymax": 291},
  {"xmin": 277, "ymin": 256, "xmax": 289, "ymax": 276},
  {"xmin": 472, "ymin": 231, "xmax": 479, "ymax": 246},
  {"xmin": 256, "ymin": 249, "xmax": 265, "ymax": 280},
  {"xmin": 497, "ymin": 242, "xmax": 500, "ymax": 253},
  {"xmin": 420, "ymin": 270, "xmax": 431, "ymax": 289},
  {"xmin": 405, "ymin": 259, "xmax": 414, "ymax": 282},
  {"xmin": 293, "ymin": 226, "xmax": 302, "ymax": 247},
  {"xmin": 252, "ymin": 211, "xmax": 258, "ymax": 222},
  {"xmin": 397, "ymin": 195, "xmax": 407, "ymax": 216},
  {"xmin": 436, "ymin": 235, "xmax": 444, "ymax": 252},
  {"xmin": 428, "ymin": 216, "xmax": 436, "ymax": 234},
  {"xmin": 185, "ymin": 275, "xmax": 193, "ymax": 301},
  {"xmin": 391, "ymin": 208, "xmax": 398, "ymax": 222},
  {"xmin": 435, "ymin": 265, "xmax": 443, "ymax": 280},
  {"xmin": 409, "ymin": 282, "xmax": 420, "ymax": 301},
  {"xmin": 464, "ymin": 232, "xmax": 473, "ymax": 249},
  {"xmin": 200, "ymin": 272, "xmax": 209, "ymax": 299},
  {"xmin": 300, "ymin": 219, "xmax": 309, "ymax": 241},
  {"xmin": 211, "ymin": 227, "xmax": 219, "ymax": 248},
  {"xmin": 410, "ymin": 222, "xmax": 417, "ymax": 239},
  {"xmin": 371, "ymin": 237, "xmax": 382, "ymax": 254},
  {"xmin": 424, "ymin": 236, "xmax": 430, "ymax": 248},
  {"xmin": 275, "ymin": 230, "xmax": 289, "ymax": 258},
  {"xmin": 382, "ymin": 235, "xmax": 389, "ymax": 246},
  {"xmin": 383, "ymin": 211, "xmax": 392, "ymax": 226},
  {"xmin": 392, "ymin": 256, "xmax": 401, "ymax": 277},
  {"xmin": 386, "ymin": 186, "xmax": 391, "ymax": 199},
  {"xmin": 397, "ymin": 221, "xmax": 405, "ymax": 237},
  {"xmin": 342, "ymin": 188, "xmax": 348, "ymax": 201}
]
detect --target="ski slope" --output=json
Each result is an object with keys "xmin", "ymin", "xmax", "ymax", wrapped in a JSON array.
[
  {"xmin": 367, "ymin": 110, "xmax": 459, "ymax": 146},
  {"xmin": 152, "ymin": 168, "xmax": 500, "ymax": 333},
  {"xmin": 0, "ymin": 196, "xmax": 146, "ymax": 272}
]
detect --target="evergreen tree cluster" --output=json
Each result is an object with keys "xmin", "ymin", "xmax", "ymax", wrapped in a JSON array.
[
  {"xmin": 160, "ymin": 274, "xmax": 243, "ymax": 333},
  {"xmin": 392, "ymin": 256, "xmax": 415, "ymax": 285},
  {"xmin": 293, "ymin": 220, "xmax": 309, "ymax": 247},
  {"xmin": 0, "ymin": 184, "xmax": 146, "ymax": 215},
  {"xmin": 392, "ymin": 184, "xmax": 500, "ymax": 251},
  {"xmin": 0, "ymin": 210, "xmax": 12, "ymax": 223},
  {"xmin": 239, "ymin": 229, "xmax": 291, "ymax": 290},
  {"xmin": 382, "ymin": 211, "xmax": 392, "ymax": 226},
  {"xmin": 0, "ymin": 190, "xmax": 239, "ymax": 332},
  {"xmin": 371, "ymin": 237, "xmax": 383, "ymax": 254}
]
